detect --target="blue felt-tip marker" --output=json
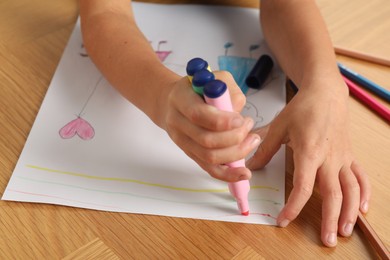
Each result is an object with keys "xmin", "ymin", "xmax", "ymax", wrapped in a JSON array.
[{"xmin": 338, "ymin": 62, "xmax": 390, "ymax": 103}]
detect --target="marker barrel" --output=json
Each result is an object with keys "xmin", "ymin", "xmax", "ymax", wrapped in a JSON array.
[
  {"xmin": 245, "ymin": 55, "xmax": 273, "ymax": 89},
  {"xmin": 203, "ymin": 80, "xmax": 250, "ymax": 215}
]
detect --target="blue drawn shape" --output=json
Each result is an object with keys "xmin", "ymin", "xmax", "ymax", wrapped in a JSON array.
[{"xmin": 218, "ymin": 56, "xmax": 256, "ymax": 94}]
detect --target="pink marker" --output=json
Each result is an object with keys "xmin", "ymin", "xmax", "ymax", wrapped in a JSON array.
[{"xmin": 203, "ymin": 79, "xmax": 250, "ymax": 215}]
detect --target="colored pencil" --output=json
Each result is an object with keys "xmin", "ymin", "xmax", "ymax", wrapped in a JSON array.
[
  {"xmin": 339, "ymin": 63, "xmax": 390, "ymax": 103},
  {"xmin": 342, "ymin": 75, "xmax": 390, "ymax": 122},
  {"xmin": 335, "ymin": 45, "xmax": 390, "ymax": 67}
]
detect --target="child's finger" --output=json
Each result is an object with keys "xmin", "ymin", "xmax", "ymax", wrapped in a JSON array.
[
  {"xmin": 169, "ymin": 76, "xmax": 245, "ymax": 132},
  {"xmin": 213, "ymin": 70, "xmax": 246, "ymax": 112},
  {"xmin": 251, "ymin": 124, "xmax": 270, "ymax": 140},
  {"xmin": 276, "ymin": 154, "xmax": 318, "ymax": 228},
  {"xmin": 180, "ymin": 100, "xmax": 246, "ymax": 132},
  {"xmin": 338, "ymin": 166, "xmax": 360, "ymax": 237},
  {"xmin": 351, "ymin": 160, "xmax": 371, "ymax": 213},
  {"xmin": 167, "ymin": 104, "xmax": 255, "ymax": 149},
  {"xmin": 185, "ymin": 117, "xmax": 255, "ymax": 149},
  {"xmin": 318, "ymin": 165, "xmax": 343, "ymax": 247},
  {"xmin": 199, "ymin": 162, "xmax": 252, "ymax": 182},
  {"xmin": 196, "ymin": 133, "xmax": 261, "ymax": 165},
  {"xmin": 246, "ymin": 121, "xmax": 284, "ymax": 170},
  {"xmin": 179, "ymin": 135, "xmax": 253, "ymax": 182},
  {"xmin": 173, "ymin": 126, "xmax": 260, "ymax": 167}
]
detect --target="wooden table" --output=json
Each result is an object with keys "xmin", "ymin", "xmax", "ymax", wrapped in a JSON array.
[{"xmin": 1, "ymin": 0, "xmax": 389, "ymax": 258}]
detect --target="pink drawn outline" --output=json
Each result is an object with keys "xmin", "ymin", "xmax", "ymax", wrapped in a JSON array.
[
  {"xmin": 58, "ymin": 71, "xmax": 103, "ymax": 140},
  {"xmin": 60, "ymin": 41, "xmax": 172, "ymax": 141},
  {"xmin": 59, "ymin": 116, "xmax": 95, "ymax": 140},
  {"xmin": 155, "ymin": 40, "xmax": 172, "ymax": 62}
]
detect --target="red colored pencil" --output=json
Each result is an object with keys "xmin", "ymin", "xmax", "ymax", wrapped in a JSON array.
[{"xmin": 342, "ymin": 75, "xmax": 390, "ymax": 122}]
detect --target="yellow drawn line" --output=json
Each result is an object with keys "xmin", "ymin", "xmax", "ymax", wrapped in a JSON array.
[{"xmin": 26, "ymin": 164, "xmax": 279, "ymax": 192}]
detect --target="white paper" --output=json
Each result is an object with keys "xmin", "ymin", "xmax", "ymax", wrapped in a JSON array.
[{"xmin": 2, "ymin": 3, "xmax": 286, "ymax": 225}]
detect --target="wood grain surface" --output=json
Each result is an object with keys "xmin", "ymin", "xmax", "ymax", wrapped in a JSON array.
[{"xmin": 0, "ymin": 0, "xmax": 389, "ymax": 259}]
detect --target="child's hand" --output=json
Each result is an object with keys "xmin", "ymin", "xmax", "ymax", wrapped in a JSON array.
[
  {"xmin": 160, "ymin": 71, "xmax": 261, "ymax": 182},
  {"xmin": 247, "ymin": 79, "xmax": 371, "ymax": 247}
]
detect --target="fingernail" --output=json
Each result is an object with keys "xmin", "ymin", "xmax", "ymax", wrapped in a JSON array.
[
  {"xmin": 361, "ymin": 201, "xmax": 369, "ymax": 213},
  {"xmin": 232, "ymin": 117, "xmax": 244, "ymax": 128},
  {"xmin": 250, "ymin": 135, "xmax": 261, "ymax": 148},
  {"xmin": 327, "ymin": 233, "xmax": 337, "ymax": 246},
  {"xmin": 278, "ymin": 219, "xmax": 290, "ymax": 228},
  {"xmin": 246, "ymin": 118, "xmax": 254, "ymax": 131},
  {"xmin": 344, "ymin": 223, "xmax": 354, "ymax": 236}
]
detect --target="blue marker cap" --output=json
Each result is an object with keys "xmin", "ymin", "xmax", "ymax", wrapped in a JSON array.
[
  {"xmin": 245, "ymin": 55, "xmax": 273, "ymax": 89},
  {"xmin": 186, "ymin": 57, "xmax": 208, "ymax": 76},
  {"xmin": 192, "ymin": 69, "xmax": 215, "ymax": 87},
  {"xmin": 203, "ymin": 80, "xmax": 227, "ymax": 99}
]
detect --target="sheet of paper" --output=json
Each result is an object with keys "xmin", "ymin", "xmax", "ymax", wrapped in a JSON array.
[{"xmin": 2, "ymin": 3, "xmax": 286, "ymax": 225}]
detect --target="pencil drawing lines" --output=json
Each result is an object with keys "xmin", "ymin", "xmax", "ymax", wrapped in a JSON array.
[
  {"xmin": 59, "ymin": 44, "xmax": 102, "ymax": 140},
  {"xmin": 59, "ymin": 76, "xmax": 102, "ymax": 140},
  {"xmin": 242, "ymin": 102, "xmax": 263, "ymax": 128}
]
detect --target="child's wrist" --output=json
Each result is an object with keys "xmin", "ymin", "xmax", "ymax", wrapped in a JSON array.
[
  {"xmin": 299, "ymin": 73, "xmax": 349, "ymax": 99},
  {"xmin": 152, "ymin": 76, "xmax": 182, "ymax": 130}
]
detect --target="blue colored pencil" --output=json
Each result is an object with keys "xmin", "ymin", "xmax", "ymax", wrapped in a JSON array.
[{"xmin": 338, "ymin": 63, "xmax": 390, "ymax": 103}]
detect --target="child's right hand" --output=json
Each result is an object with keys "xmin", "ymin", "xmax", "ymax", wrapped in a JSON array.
[{"xmin": 159, "ymin": 71, "xmax": 261, "ymax": 182}]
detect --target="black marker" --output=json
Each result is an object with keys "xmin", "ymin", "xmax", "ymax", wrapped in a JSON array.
[{"xmin": 245, "ymin": 55, "xmax": 273, "ymax": 89}]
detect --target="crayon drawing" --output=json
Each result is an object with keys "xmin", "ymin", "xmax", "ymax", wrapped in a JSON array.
[
  {"xmin": 218, "ymin": 42, "xmax": 260, "ymax": 94},
  {"xmin": 65, "ymin": 37, "xmax": 264, "ymax": 141},
  {"xmin": 59, "ymin": 39, "xmax": 173, "ymax": 141},
  {"xmin": 2, "ymin": 3, "xmax": 286, "ymax": 225}
]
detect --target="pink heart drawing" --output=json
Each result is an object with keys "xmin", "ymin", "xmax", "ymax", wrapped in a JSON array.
[{"xmin": 59, "ymin": 117, "xmax": 95, "ymax": 140}]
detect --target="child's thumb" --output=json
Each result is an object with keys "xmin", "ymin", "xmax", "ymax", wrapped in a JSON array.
[{"xmin": 246, "ymin": 125, "xmax": 283, "ymax": 170}]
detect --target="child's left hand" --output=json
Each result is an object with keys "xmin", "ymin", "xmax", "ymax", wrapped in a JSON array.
[{"xmin": 247, "ymin": 78, "xmax": 371, "ymax": 247}]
